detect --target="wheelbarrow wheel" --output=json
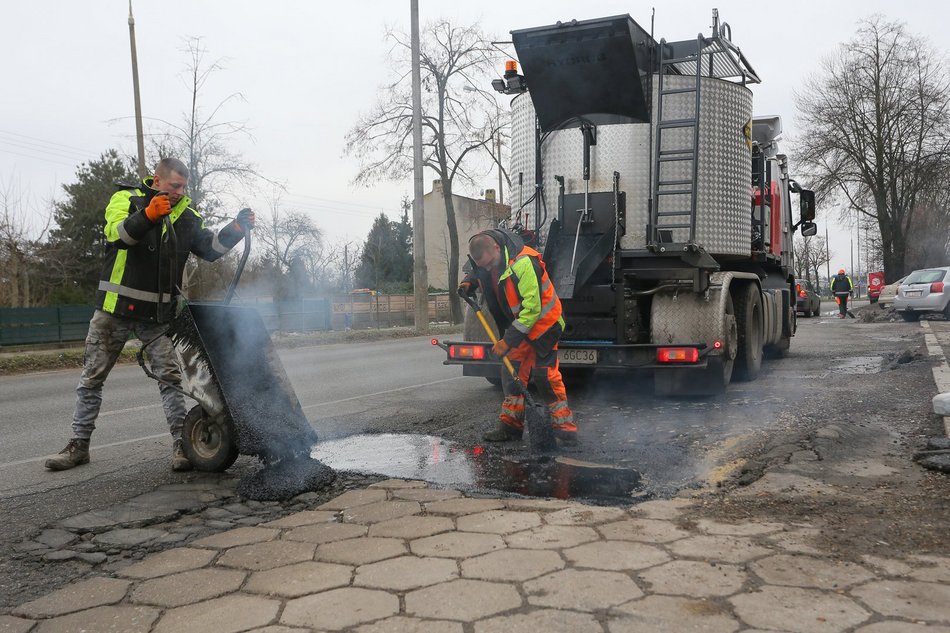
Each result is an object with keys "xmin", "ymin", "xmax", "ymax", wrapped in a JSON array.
[{"xmin": 182, "ymin": 405, "xmax": 239, "ymax": 472}]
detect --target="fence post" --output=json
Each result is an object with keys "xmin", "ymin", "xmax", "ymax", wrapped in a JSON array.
[{"xmin": 57, "ymin": 306, "xmax": 63, "ymax": 343}]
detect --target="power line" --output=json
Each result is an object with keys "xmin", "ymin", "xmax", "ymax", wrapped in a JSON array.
[
  {"xmin": 0, "ymin": 137, "xmax": 89, "ymax": 162},
  {"xmin": 0, "ymin": 146, "xmax": 77, "ymax": 168},
  {"xmin": 0, "ymin": 129, "xmax": 96, "ymax": 154}
]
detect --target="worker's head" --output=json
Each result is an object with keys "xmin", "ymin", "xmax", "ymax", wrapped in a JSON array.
[
  {"xmin": 152, "ymin": 158, "xmax": 189, "ymax": 206},
  {"xmin": 838, "ymin": 268, "xmax": 846, "ymax": 275},
  {"xmin": 469, "ymin": 232, "xmax": 502, "ymax": 269}
]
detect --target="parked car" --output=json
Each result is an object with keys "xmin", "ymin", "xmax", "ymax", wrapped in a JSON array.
[
  {"xmin": 878, "ymin": 276, "xmax": 906, "ymax": 308},
  {"xmin": 894, "ymin": 267, "xmax": 950, "ymax": 321},
  {"xmin": 796, "ymin": 280, "xmax": 821, "ymax": 317}
]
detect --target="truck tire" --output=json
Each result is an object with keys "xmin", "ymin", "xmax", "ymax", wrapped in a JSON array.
[
  {"xmin": 181, "ymin": 405, "xmax": 239, "ymax": 472},
  {"xmin": 900, "ymin": 312, "xmax": 920, "ymax": 322},
  {"xmin": 733, "ymin": 283, "xmax": 763, "ymax": 382},
  {"xmin": 764, "ymin": 305, "xmax": 792, "ymax": 359}
]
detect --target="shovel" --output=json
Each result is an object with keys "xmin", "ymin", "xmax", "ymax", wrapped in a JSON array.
[{"xmin": 458, "ymin": 289, "xmax": 557, "ymax": 452}]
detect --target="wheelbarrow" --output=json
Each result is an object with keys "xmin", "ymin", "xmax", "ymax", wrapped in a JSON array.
[{"xmin": 140, "ymin": 218, "xmax": 317, "ymax": 471}]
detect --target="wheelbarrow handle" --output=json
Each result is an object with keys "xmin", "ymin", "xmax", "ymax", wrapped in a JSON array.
[{"xmin": 458, "ymin": 288, "xmax": 519, "ymax": 379}]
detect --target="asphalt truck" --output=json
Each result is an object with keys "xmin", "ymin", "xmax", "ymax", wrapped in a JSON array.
[{"xmin": 440, "ymin": 10, "xmax": 818, "ymax": 396}]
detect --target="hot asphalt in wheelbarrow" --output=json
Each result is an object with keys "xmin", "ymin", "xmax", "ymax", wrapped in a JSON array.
[{"xmin": 167, "ymin": 303, "xmax": 334, "ymax": 499}]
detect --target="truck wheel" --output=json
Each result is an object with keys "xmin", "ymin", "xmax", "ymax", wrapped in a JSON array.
[
  {"xmin": 733, "ymin": 283, "xmax": 763, "ymax": 382},
  {"xmin": 485, "ymin": 376, "xmax": 502, "ymax": 388},
  {"xmin": 181, "ymin": 405, "xmax": 239, "ymax": 472},
  {"xmin": 900, "ymin": 312, "xmax": 920, "ymax": 322}
]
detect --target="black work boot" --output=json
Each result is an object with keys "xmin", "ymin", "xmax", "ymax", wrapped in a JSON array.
[
  {"xmin": 45, "ymin": 438, "xmax": 90, "ymax": 471},
  {"xmin": 553, "ymin": 428, "xmax": 578, "ymax": 446},
  {"xmin": 482, "ymin": 421, "xmax": 523, "ymax": 442},
  {"xmin": 171, "ymin": 439, "xmax": 193, "ymax": 472}
]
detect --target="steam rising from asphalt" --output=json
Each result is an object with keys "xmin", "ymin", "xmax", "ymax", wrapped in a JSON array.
[{"xmin": 169, "ymin": 303, "xmax": 335, "ymax": 500}]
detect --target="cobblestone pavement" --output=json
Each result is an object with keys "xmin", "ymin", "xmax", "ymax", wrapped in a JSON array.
[{"xmin": 2, "ymin": 477, "xmax": 949, "ymax": 633}]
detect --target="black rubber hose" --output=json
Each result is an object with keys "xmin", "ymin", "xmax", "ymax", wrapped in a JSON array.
[{"xmin": 224, "ymin": 217, "xmax": 252, "ymax": 305}]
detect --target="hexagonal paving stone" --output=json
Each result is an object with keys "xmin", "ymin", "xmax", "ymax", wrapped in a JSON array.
[
  {"xmin": 668, "ymin": 535, "xmax": 772, "ymax": 563},
  {"xmin": 544, "ymin": 505, "xmax": 627, "ymax": 526},
  {"xmin": 354, "ymin": 616, "xmax": 463, "ymax": 633},
  {"xmin": 369, "ymin": 479, "xmax": 428, "ymax": 489},
  {"xmin": 730, "ymin": 586, "xmax": 869, "ymax": 633},
  {"xmin": 908, "ymin": 555, "xmax": 950, "ymax": 584},
  {"xmin": 638, "ymin": 560, "xmax": 747, "ymax": 597},
  {"xmin": 504, "ymin": 498, "xmax": 573, "ymax": 511},
  {"xmin": 505, "ymin": 525, "xmax": 600, "ymax": 549},
  {"xmin": 283, "ymin": 521, "xmax": 367, "ymax": 544},
  {"xmin": 13, "ymin": 577, "xmax": 131, "ymax": 618},
  {"xmin": 191, "ymin": 526, "xmax": 279, "ymax": 549},
  {"xmin": 318, "ymin": 488, "xmax": 388, "ymax": 510},
  {"xmin": 32, "ymin": 605, "xmax": 158, "ymax": 633},
  {"xmin": 343, "ymin": 500, "xmax": 422, "ymax": 524},
  {"xmin": 475, "ymin": 608, "xmax": 603, "ymax": 633},
  {"xmin": 694, "ymin": 519, "xmax": 785, "ymax": 536},
  {"xmin": 131, "ymin": 568, "xmax": 246, "ymax": 607},
  {"xmin": 259, "ymin": 510, "xmax": 337, "ymax": 528},
  {"xmin": 750, "ymin": 554, "xmax": 874, "ymax": 589},
  {"xmin": 281, "ymin": 587, "xmax": 399, "ymax": 630},
  {"xmin": 851, "ymin": 580, "xmax": 950, "ymax": 623},
  {"xmin": 153, "ymin": 594, "xmax": 280, "ymax": 633},
  {"xmin": 368, "ymin": 515, "xmax": 454, "ymax": 539},
  {"xmin": 216, "ymin": 540, "xmax": 315, "ymax": 571},
  {"xmin": 355, "ymin": 555, "xmax": 458, "ymax": 590},
  {"xmin": 406, "ymin": 579, "xmax": 522, "ymax": 621},
  {"xmin": 462, "ymin": 548, "xmax": 564, "ymax": 581},
  {"xmin": 598, "ymin": 519, "xmax": 691, "ymax": 543},
  {"xmin": 766, "ymin": 527, "xmax": 824, "ymax": 555},
  {"xmin": 855, "ymin": 623, "xmax": 950, "ymax": 633},
  {"xmin": 457, "ymin": 510, "xmax": 542, "ymax": 534},
  {"xmin": 117, "ymin": 547, "xmax": 217, "ymax": 579},
  {"xmin": 410, "ymin": 531, "xmax": 506, "ymax": 558},
  {"xmin": 629, "ymin": 498, "xmax": 695, "ymax": 520},
  {"xmin": 0, "ymin": 615, "xmax": 35, "ymax": 633},
  {"xmin": 425, "ymin": 498, "xmax": 506, "ymax": 515},
  {"xmin": 244, "ymin": 627, "xmax": 312, "ymax": 633},
  {"xmin": 391, "ymin": 489, "xmax": 462, "ymax": 503},
  {"xmin": 524, "ymin": 569, "xmax": 642, "ymax": 611},
  {"xmin": 316, "ymin": 536, "xmax": 407, "ymax": 565},
  {"xmin": 565, "ymin": 540, "xmax": 670, "ymax": 572},
  {"xmin": 244, "ymin": 561, "xmax": 352, "ymax": 597},
  {"xmin": 609, "ymin": 595, "xmax": 740, "ymax": 633}
]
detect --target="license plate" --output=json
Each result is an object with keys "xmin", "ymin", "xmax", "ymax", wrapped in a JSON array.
[
  {"xmin": 558, "ymin": 348, "xmax": 597, "ymax": 365},
  {"xmin": 905, "ymin": 290, "xmax": 922, "ymax": 297}
]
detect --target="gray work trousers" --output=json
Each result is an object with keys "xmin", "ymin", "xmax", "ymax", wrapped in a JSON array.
[{"xmin": 71, "ymin": 309, "xmax": 186, "ymax": 441}]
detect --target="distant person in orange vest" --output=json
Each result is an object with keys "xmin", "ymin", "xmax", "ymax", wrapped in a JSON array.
[
  {"xmin": 831, "ymin": 268, "xmax": 854, "ymax": 318},
  {"xmin": 459, "ymin": 229, "xmax": 577, "ymax": 445}
]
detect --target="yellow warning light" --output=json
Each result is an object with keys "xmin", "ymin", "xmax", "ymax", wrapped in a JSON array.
[{"xmin": 505, "ymin": 60, "xmax": 518, "ymax": 74}]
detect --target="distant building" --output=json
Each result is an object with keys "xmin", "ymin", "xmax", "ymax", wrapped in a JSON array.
[{"xmin": 423, "ymin": 180, "xmax": 510, "ymax": 290}]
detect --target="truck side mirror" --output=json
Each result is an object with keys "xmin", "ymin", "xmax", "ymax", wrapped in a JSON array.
[
  {"xmin": 799, "ymin": 190, "xmax": 816, "ymax": 222},
  {"xmin": 800, "ymin": 221, "xmax": 818, "ymax": 237}
]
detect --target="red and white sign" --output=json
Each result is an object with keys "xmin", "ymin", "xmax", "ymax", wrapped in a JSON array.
[{"xmin": 868, "ymin": 271, "xmax": 885, "ymax": 298}]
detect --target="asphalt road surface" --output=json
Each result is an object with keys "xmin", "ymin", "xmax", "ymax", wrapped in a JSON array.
[{"xmin": 0, "ymin": 307, "xmax": 929, "ymax": 543}]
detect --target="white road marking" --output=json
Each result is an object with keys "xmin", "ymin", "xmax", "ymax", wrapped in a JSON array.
[{"xmin": 921, "ymin": 321, "xmax": 950, "ymax": 437}]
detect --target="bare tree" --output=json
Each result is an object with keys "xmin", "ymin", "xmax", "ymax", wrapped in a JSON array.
[
  {"xmin": 794, "ymin": 16, "xmax": 950, "ymax": 283},
  {"xmin": 0, "ymin": 176, "xmax": 51, "ymax": 307},
  {"xmin": 256, "ymin": 188, "xmax": 323, "ymax": 284},
  {"xmin": 147, "ymin": 37, "xmax": 263, "ymax": 221},
  {"xmin": 345, "ymin": 20, "xmax": 504, "ymax": 323},
  {"xmin": 793, "ymin": 234, "xmax": 832, "ymax": 291}
]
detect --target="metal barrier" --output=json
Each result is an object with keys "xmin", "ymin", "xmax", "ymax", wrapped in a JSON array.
[{"xmin": 0, "ymin": 305, "xmax": 96, "ymax": 346}]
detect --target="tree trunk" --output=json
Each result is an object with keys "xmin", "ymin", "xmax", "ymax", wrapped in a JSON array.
[{"xmin": 442, "ymin": 182, "xmax": 462, "ymax": 324}]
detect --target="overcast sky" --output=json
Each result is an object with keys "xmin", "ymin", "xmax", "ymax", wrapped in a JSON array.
[{"xmin": 3, "ymin": 0, "xmax": 947, "ymax": 276}]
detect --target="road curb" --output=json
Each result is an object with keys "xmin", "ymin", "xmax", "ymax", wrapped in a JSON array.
[{"xmin": 921, "ymin": 321, "xmax": 950, "ymax": 438}]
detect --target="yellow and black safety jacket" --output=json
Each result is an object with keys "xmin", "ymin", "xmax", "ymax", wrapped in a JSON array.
[
  {"xmin": 470, "ymin": 228, "xmax": 566, "ymax": 352},
  {"xmin": 95, "ymin": 178, "xmax": 243, "ymax": 322}
]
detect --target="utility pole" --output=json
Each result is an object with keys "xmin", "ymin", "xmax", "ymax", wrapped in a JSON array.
[
  {"xmin": 410, "ymin": 0, "xmax": 429, "ymax": 333},
  {"xmin": 856, "ymin": 223, "xmax": 861, "ymax": 298},
  {"xmin": 128, "ymin": 0, "xmax": 146, "ymax": 179},
  {"xmin": 825, "ymin": 224, "xmax": 831, "ymax": 297}
]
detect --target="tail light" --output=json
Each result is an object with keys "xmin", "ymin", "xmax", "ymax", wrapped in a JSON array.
[
  {"xmin": 931, "ymin": 282, "xmax": 945, "ymax": 293},
  {"xmin": 799, "ymin": 289, "xmax": 808, "ymax": 298},
  {"xmin": 449, "ymin": 344, "xmax": 487, "ymax": 360},
  {"xmin": 657, "ymin": 347, "xmax": 700, "ymax": 363}
]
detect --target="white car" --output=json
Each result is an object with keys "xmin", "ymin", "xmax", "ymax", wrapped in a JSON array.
[
  {"xmin": 894, "ymin": 267, "xmax": 950, "ymax": 321},
  {"xmin": 878, "ymin": 276, "xmax": 906, "ymax": 308}
]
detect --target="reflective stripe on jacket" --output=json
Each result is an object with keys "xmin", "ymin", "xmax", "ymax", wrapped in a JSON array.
[
  {"xmin": 95, "ymin": 178, "xmax": 243, "ymax": 322},
  {"xmin": 830, "ymin": 274, "xmax": 853, "ymax": 296}
]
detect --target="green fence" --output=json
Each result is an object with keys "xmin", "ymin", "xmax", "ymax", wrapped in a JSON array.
[
  {"xmin": 0, "ymin": 299, "xmax": 333, "ymax": 347},
  {"xmin": 0, "ymin": 305, "xmax": 96, "ymax": 346}
]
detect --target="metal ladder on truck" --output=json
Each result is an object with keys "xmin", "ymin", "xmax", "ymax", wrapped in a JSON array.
[{"xmin": 649, "ymin": 35, "xmax": 706, "ymax": 252}]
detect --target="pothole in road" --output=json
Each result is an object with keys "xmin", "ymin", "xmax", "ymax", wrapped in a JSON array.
[
  {"xmin": 831, "ymin": 356, "xmax": 884, "ymax": 374},
  {"xmin": 311, "ymin": 433, "xmax": 643, "ymax": 504}
]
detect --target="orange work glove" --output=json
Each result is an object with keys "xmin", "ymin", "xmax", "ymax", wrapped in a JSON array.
[
  {"xmin": 144, "ymin": 194, "xmax": 172, "ymax": 222},
  {"xmin": 491, "ymin": 339, "xmax": 510, "ymax": 359}
]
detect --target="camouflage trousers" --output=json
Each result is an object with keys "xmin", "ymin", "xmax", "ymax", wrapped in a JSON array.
[{"xmin": 71, "ymin": 310, "xmax": 186, "ymax": 441}]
